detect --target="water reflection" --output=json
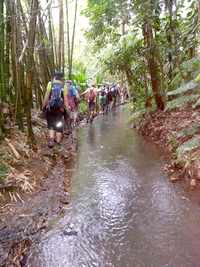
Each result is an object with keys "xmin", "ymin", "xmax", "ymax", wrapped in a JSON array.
[
  {"xmin": 26, "ymin": 108, "xmax": 200, "ymax": 267},
  {"xmin": 87, "ymin": 125, "xmax": 96, "ymax": 147}
]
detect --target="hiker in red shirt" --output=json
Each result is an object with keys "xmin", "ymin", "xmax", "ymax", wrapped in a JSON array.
[{"xmin": 82, "ymin": 85, "xmax": 97, "ymax": 123}]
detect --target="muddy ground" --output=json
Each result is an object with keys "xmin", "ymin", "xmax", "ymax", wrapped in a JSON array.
[
  {"xmin": 137, "ymin": 104, "xmax": 200, "ymax": 186},
  {"xmin": 0, "ymin": 114, "xmax": 78, "ymax": 266}
]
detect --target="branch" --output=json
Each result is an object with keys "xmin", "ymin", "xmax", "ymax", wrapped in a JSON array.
[{"xmin": 5, "ymin": 138, "xmax": 20, "ymax": 160}]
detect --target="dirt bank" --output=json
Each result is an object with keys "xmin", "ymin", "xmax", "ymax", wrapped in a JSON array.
[
  {"xmin": 137, "ymin": 104, "xmax": 200, "ymax": 186},
  {"xmin": 0, "ymin": 113, "xmax": 77, "ymax": 266}
]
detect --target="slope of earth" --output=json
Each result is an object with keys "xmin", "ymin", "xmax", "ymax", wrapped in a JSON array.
[
  {"xmin": 0, "ymin": 112, "xmax": 77, "ymax": 266},
  {"xmin": 138, "ymin": 104, "xmax": 200, "ymax": 186}
]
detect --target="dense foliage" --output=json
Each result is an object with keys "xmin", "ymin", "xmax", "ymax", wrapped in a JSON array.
[
  {"xmin": 83, "ymin": 0, "xmax": 200, "ymax": 111},
  {"xmin": 0, "ymin": 0, "xmax": 200, "ymax": 144}
]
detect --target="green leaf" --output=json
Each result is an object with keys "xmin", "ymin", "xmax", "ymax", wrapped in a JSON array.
[
  {"xmin": 195, "ymin": 73, "xmax": 200, "ymax": 82},
  {"xmin": 0, "ymin": 163, "xmax": 9, "ymax": 183},
  {"xmin": 167, "ymin": 81, "xmax": 199, "ymax": 96},
  {"xmin": 176, "ymin": 124, "xmax": 199, "ymax": 139},
  {"xmin": 165, "ymin": 94, "xmax": 199, "ymax": 111},
  {"xmin": 177, "ymin": 136, "xmax": 200, "ymax": 158}
]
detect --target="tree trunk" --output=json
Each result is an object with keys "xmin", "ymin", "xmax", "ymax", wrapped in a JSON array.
[
  {"xmin": 70, "ymin": 0, "xmax": 78, "ymax": 76},
  {"xmin": 166, "ymin": 0, "xmax": 174, "ymax": 82},
  {"xmin": 66, "ymin": 0, "xmax": 71, "ymax": 78},
  {"xmin": 124, "ymin": 67, "xmax": 133, "ymax": 90},
  {"xmin": 47, "ymin": 0, "xmax": 55, "ymax": 71},
  {"xmin": 9, "ymin": 0, "xmax": 24, "ymax": 131},
  {"xmin": 38, "ymin": 12, "xmax": 52, "ymax": 85},
  {"xmin": 58, "ymin": 0, "xmax": 64, "ymax": 72},
  {"xmin": 24, "ymin": 0, "xmax": 39, "ymax": 145},
  {"xmin": 143, "ymin": 22, "xmax": 165, "ymax": 111},
  {"xmin": 0, "ymin": 0, "xmax": 6, "ymax": 102},
  {"xmin": 51, "ymin": 13, "xmax": 58, "ymax": 70},
  {"xmin": 0, "ymin": 0, "xmax": 4, "ymax": 136},
  {"xmin": 5, "ymin": 1, "xmax": 11, "ymax": 102}
]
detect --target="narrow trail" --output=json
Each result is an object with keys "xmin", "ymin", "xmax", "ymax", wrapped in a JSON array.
[{"xmin": 26, "ymin": 108, "xmax": 200, "ymax": 267}]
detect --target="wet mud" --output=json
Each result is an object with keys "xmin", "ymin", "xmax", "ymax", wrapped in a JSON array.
[{"xmin": 0, "ymin": 133, "xmax": 77, "ymax": 266}]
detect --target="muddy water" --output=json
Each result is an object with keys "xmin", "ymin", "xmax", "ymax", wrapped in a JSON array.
[{"xmin": 26, "ymin": 108, "xmax": 200, "ymax": 267}]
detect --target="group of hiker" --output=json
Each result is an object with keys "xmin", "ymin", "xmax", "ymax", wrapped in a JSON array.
[
  {"xmin": 42, "ymin": 71, "xmax": 128, "ymax": 148},
  {"xmin": 97, "ymin": 84, "xmax": 128, "ymax": 115}
]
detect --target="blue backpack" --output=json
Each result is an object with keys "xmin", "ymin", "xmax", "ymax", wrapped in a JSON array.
[
  {"xmin": 68, "ymin": 85, "xmax": 77, "ymax": 97},
  {"xmin": 48, "ymin": 82, "xmax": 64, "ymax": 110}
]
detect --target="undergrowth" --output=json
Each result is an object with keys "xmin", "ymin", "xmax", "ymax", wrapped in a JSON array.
[
  {"xmin": 0, "ymin": 163, "xmax": 9, "ymax": 183},
  {"xmin": 165, "ymin": 94, "xmax": 199, "ymax": 111},
  {"xmin": 78, "ymin": 101, "xmax": 88, "ymax": 114}
]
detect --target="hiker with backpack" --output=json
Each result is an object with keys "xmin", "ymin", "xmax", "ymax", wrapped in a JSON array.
[
  {"xmin": 106, "ymin": 86, "xmax": 113, "ymax": 113},
  {"xmin": 66, "ymin": 80, "xmax": 80, "ymax": 129},
  {"xmin": 81, "ymin": 85, "xmax": 97, "ymax": 123},
  {"xmin": 99, "ymin": 87, "xmax": 107, "ymax": 115},
  {"xmin": 111, "ymin": 85, "xmax": 117, "ymax": 109},
  {"xmin": 42, "ymin": 71, "xmax": 68, "ymax": 148}
]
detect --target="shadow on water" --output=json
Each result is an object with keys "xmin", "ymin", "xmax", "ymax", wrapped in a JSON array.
[{"xmin": 26, "ymin": 107, "xmax": 200, "ymax": 267}]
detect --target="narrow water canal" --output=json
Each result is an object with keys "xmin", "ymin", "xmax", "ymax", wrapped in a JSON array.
[{"xmin": 27, "ymin": 108, "xmax": 200, "ymax": 267}]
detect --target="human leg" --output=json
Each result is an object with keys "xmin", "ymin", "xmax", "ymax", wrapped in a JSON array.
[
  {"xmin": 55, "ymin": 132, "xmax": 63, "ymax": 144},
  {"xmin": 53, "ymin": 111, "xmax": 64, "ymax": 144},
  {"xmin": 46, "ymin": 110, "xmax": 56, "ymax": 148},
  {"xmin": 47, "ymin": 129, "xmax": 55, "ymax": 148},
  {"xmin": 64, "ymin": 109, "xmax": 72, "ymax": 134}
]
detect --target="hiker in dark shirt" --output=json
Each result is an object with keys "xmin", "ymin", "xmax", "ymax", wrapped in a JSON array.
[{"xmin": 42, "ymin": 71, "xmax": 68, "ymax": 148}]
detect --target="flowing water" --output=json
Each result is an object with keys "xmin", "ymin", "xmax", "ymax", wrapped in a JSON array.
[{"xmin": 26, "ymin": 108, "xmax": 200, "ymax": 267}]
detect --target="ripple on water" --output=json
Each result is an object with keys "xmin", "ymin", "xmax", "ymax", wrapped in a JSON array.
[{"xmin": 26, "ymin": 110, "xmax": 200, "ymax": 267}]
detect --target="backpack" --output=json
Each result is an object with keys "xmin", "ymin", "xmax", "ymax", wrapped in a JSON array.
[
  {"xmin": 48, "ymin": 82, "xmax": 64, "ymax": 110},
  {"xmin": 68, "ymin": 85, "xmax": 77, "ymax": 97},
  {"xmin": 111, "ymin": 87, "xmax": 116, "ymax": 97},
  {"xmin": 101, "ymin": 90, "xmax": 105, "ymax": 97}
]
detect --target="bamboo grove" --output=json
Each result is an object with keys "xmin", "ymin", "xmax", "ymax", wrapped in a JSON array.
[{"xmin": 0, "ymin": 0, "xmax": 78, "ymax": 144}]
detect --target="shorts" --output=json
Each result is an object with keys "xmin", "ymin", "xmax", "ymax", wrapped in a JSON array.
[
  {"xmin": 99, "ymin": 96, "xmax": 106, "ymax": 106},
  {"xmin": 88, "ymin": 101, "xmax": 95, "ymax": 111},
  {"xmin": 46, "ymin": 110, "xmax": 64, "ymax": 133}
]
